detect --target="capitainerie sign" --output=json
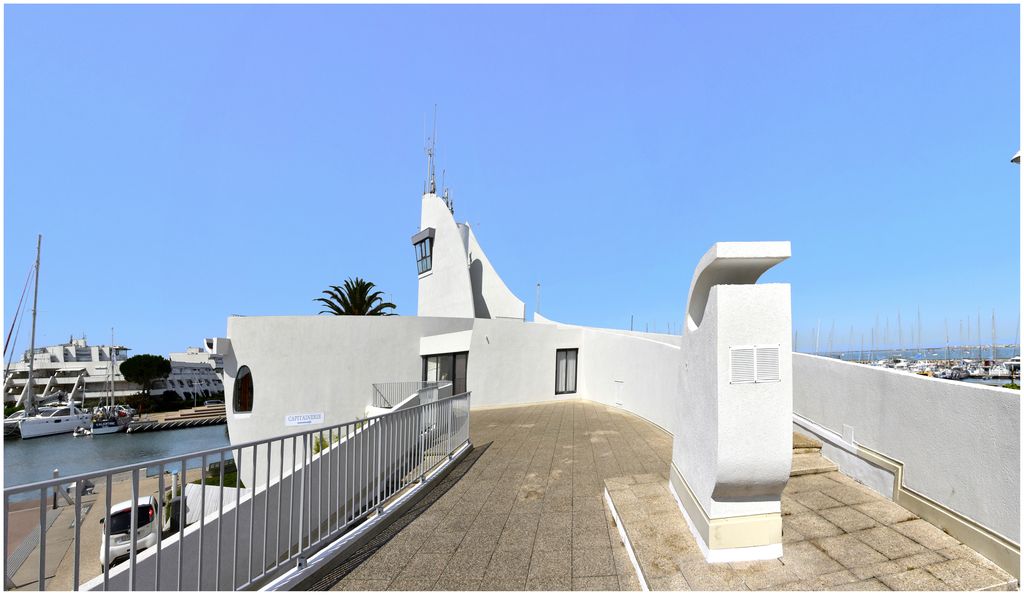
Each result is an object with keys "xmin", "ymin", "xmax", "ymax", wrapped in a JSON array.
[{"xmin": 284, "ymin": 412, "xmax": 325, "ymax": 426}]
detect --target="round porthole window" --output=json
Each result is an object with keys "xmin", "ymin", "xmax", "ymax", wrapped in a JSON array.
[{"xmin": 234, "ymin": 366, "xmax": 253, "ymax": 413}]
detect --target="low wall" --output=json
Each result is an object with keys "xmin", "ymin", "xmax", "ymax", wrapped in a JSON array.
[{"xmin": 792, "ymin": 353, "xmax": 1019, "ymax": 543}]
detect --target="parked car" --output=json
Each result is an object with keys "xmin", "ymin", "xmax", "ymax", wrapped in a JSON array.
[{"xmin": 99, "ymin": 496, "xmax": 159, "ymax": 572}]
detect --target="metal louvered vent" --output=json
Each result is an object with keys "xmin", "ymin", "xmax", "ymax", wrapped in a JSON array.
[
  {"xmin": 756, "ymin": 346, "xmax": 781, "ymax": 382},
  {"xmin": 730, "ymin": 345, "xmax": 782, "ymax": 384},
  {"xmin": 730, "ymin": 347, "xmax": 756, "ymax": 384}
]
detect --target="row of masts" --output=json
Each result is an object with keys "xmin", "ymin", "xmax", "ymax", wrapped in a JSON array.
[{"xmin": 796, "ymin": 306, "xmax": 1019, "ymax": 359}]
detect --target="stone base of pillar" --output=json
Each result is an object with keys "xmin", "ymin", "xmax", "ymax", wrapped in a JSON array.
[{"xmin": 668, "ymin": 463, "xmax": 783, "ymax": 563}]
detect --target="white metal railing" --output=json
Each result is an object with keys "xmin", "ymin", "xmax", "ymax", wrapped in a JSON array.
[
  {"xmin": 370, "ymin": 381, "xmax": 451, "ymax": 409},
  {"xmin": 3, "ymin": 392, "xmax": 471, "ymax": 591}
]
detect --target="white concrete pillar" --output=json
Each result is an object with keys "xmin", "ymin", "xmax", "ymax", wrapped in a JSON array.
[{"xmin": 670, "ymin": 242, "xmax": 793, "ymax": 562}]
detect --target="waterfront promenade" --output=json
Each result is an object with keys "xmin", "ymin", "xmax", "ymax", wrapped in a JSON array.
[{"xmin": 329, "ymin": 400, "xmax": 1015, "ymax": 591}]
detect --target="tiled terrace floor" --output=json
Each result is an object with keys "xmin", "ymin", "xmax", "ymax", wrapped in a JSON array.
[{"xmin": 330, "ymin": 400, "xmax": 1014, "ymax": 591}]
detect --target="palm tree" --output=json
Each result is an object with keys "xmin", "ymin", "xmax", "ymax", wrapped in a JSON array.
[{"xmin": 315, "ymin": 277, "xmax": 396, "ymax": 316}]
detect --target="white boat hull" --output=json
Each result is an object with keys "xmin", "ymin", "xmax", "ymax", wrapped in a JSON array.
[{"xmin": 18, "ymin": 414, "xmax": 93, "ymax": 439}]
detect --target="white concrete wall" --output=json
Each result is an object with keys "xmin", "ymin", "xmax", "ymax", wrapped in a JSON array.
[
  {"xmin": 224, "ymin": 315, "xmax": 686, "ymax": 446},
  {"xmin": 417, "ymin": 193, "xmax": 475, "ymax": 318},
  {"xmin": 465, "ymin": 318, "xmax": 583, "ymax": 407},
  {"xmin": 576, "ymin": 327, "xmax": 681, "ymax": 433},
  {"xmin": 793, "ymin": 353, "xmax": 1020, "ymax": 542},
  {"xmin": 224, "ymin": 315, "xmax": 472, "ymax": 448},
  {"xmin": 464, "ymin": 225, "xmax": 526, "ymax": 320}
]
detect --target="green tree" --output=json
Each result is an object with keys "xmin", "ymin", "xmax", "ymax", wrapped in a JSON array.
[
  {"xmin": 119, "ymin": 354, "xmax": 172, "ymax": 396},
  {"xmin": 315, "ymin": 277, "xmax": 396, "ymax": 316}
]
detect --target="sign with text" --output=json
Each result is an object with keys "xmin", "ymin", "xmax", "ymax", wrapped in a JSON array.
[{"xmin": 285, "ymin": 412, "xmax": 325, "ymax": 427}]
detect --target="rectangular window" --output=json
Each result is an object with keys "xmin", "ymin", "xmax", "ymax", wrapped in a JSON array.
[
  {"xmin": 555, "ymin": 348, "xmax": 578, "ymax": 394},
  {"xmin": 422, "ymin": 351, "xmax": 469, "ymax": 394},
  {"xmin": 414, "ymin": 238, "xmax": 433, "ymax": 274}
]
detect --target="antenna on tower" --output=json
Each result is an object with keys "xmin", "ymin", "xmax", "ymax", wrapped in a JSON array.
[{"xmin": 425, "ymin": 104, "xmax": 438, "ymax": 195}]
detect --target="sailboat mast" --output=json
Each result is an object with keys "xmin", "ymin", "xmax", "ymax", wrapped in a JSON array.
[
  {"xmin": 25, "ymin": 235, "xmax": 41, "ymax": 416},
  {"xmin": 109, "ymin": 328, "xmax": 115, "ymax": 408}
]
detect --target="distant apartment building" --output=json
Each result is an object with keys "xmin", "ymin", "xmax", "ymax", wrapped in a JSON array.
[{"xmin": 4, "ymin": 337, "xmax": 223, "ymax": 404}]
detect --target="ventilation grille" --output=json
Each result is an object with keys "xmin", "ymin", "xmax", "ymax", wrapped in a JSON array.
[
  {"xmin": 730, "ymin": 345, "xmax": 782, "ymax": 384},
  {"xmin": 730, "ymin": 348, "xmax": 756, "ymax": 384}
]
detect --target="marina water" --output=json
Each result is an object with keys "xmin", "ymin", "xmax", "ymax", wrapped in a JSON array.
[{"xmin": 3, "ymin": 425, "xmax": 230, "ymax": 492}]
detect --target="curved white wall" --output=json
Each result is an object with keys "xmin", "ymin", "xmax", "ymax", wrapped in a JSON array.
[
  {"xmin": 793, "ymin": 353, "xmax": 1020, "ymax": 542},
  {"xmin": 417, "ymin": 193, "xmax": 475, "ymax": 318},
  {"xmin": 225, "ymin": 315, "xmax": 684, "ymax": 449},
  {"xmin": 224, "ymin": 315, "xmax": 473, "ymax": 447},
  {"xmin": 464, "ymin": 225, "xmax": 526, "ymax": 320}
]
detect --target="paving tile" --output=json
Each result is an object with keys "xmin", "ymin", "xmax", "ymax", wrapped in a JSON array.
[
  {"xmin": 783, "ymin": 512, "xmax": 843, "ymax": 539},
  {"xmin": 573, "ymin": 523, "xmax": 612, "ymax": 548},
  {"xmin": 528, "ymin": 547, "xmax": 571, "ymax": 578},
  {"xmin": 572, "ymin": 546, "xmax": 614, "ymax": 578},
  {"xmin": 890, "ymin": 519, "xmax": 960, "ymax": 550},
  {"xmin": 420, "ymin": 529, "xmax": 466, "ymax": 554},
  {"xmin": 779, "ymin": 540, "xmax": 845, "ymax": 577},
  {"xmin": 813, "ymin": 534, "xmax": 888, "ymax": 569},
  {"xmin": 534, "ymin": 528, "xmax": 573, "ymax": 551},
  {"xmin": 646, "ymin": 572, "xmax": 689, "ymax": 590},
  {"xmin": 853, "ymin": 500, "xmax": 918, "ymax": 526},
  {"xmin": 676, "ymin": 559, "xmax": 748, "ymax": 590},
  {"xmin": 741, "ymin": 565, "xmax": 802, "ymax": 590},
  {"xmin": 526, "ymin": 575, "xmax": 572, "ymax": 591},
  {"xmin": 784, "ymin": 474, "xmax": 843, "ymax": 494},
  {"xmin": 782, "ymin": 524, "xmax": 806, "ymax": 543},
  {"xmin": 483, "ymin": 547, "xmax": 532, "ymax": 579},
  {"xmin": 783, "ymin": 569, "xmax": 859, "ymax": 590},
  {"xmin": 387, "ymin": 576, "xmax": 437, "ymax": 591},
  {"xmin": 830, "ymin": 578, "xmax": 891, "ymax": 590},
  {"xmin": 331, "ymin": 578, "xmax": 392, "ymax": 591},
  {"xmin": 852, "ymin": 526, "xmax": 927, "ymax": 560},
  {"xmin": 848, "ymin": 551, "xmax": 945, "ymax": 580},
  {"xmin": 819, "ymin": 506, "xmax": 879, "ymax": 533},
  {"xmin": 781, "ymin": 496, "xmax": 812, "ymax": 517},
  {"xmin": 791, "ymin": 490, "xmax": 846, "ymax": 511},
  {"xmin": 431, "ymin": 576, "xmax": 482, "ymax": 590},
  {"xmin": 936, "ymin": 545, "xmax": 1007, "ymax": 575},
  {"xmin": 398, "ymin": 551, "xmax": 455, "ymax": 580},
  {"xmin": 573, "ymin": 575, "xmax": 620, "ymax": 590},
  {"xmin": 729, "ymin": 558, "xmax": 783, "ymax": 572},
  {"xmin": 877, "ymin": 568, "xmax": 951, "ymax": 590},
  {"xmin": 821, "ymin": 484, "xmax": 879, "ymax": 506},
  {"xmin": 478, "ymin": 575, "xmax": 528, "ymax": 590},
  {"xmin": 441, "ymin": 547, "xmax": 494, "ymax": 579},
  {"xmin": 924, "ymin": 558, "xmax": 1009, "ymax": 590}
]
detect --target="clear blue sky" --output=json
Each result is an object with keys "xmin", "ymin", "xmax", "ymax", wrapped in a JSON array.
[{"xmin": 4, "ymin": 4, "xmax": 1019, "ymax": 358}]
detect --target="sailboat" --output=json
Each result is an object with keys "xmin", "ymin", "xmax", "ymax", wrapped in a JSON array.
[
  {"xmin": 8, "ymin": 235, "xmax": 92, "ymax": 439},
  {"xmin": 85, "ymin": 331, "xmax": 131, "ymax": 436}
]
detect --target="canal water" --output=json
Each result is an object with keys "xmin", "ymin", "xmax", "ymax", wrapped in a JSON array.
[{"xmin": 4, "ymin": 425, "xmax": 231, "ymax": 488}]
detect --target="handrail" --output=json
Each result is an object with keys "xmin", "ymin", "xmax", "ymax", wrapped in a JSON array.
[
  {"xmin": 370, "ymin": 380, "xmax": 452, "ymax": 409},
  {"xmin": 4, "ymin": 391, "xmax": 472, "ymax": 591}
]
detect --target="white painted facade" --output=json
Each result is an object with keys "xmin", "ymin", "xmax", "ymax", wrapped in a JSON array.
[
  {"xmin": 218, "ymin": 183, "xmax": 1018, "ymax": 567},
  {"xmin": 792, "ymin": 353, "xmax": 1019, "ymax": 543}
]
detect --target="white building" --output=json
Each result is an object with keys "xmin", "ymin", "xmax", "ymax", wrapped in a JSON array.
[
  {"xmin": 213, "ymin": 165, "xmax": 1018, "ymax": 573},
  {"xmin": 168, "ymin": 344, "xmax": 224, "ymax": 378},
  {"xmin": 4, "ymin": 337, "xmax": 223, "ymax": 404},
  {"xmin": 216, "ymin": 172, "xmax": 795, "ymax": 562},
  {"xmin": 3, "ymin": 337, "xmax": 133, "ymax": 404}
]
